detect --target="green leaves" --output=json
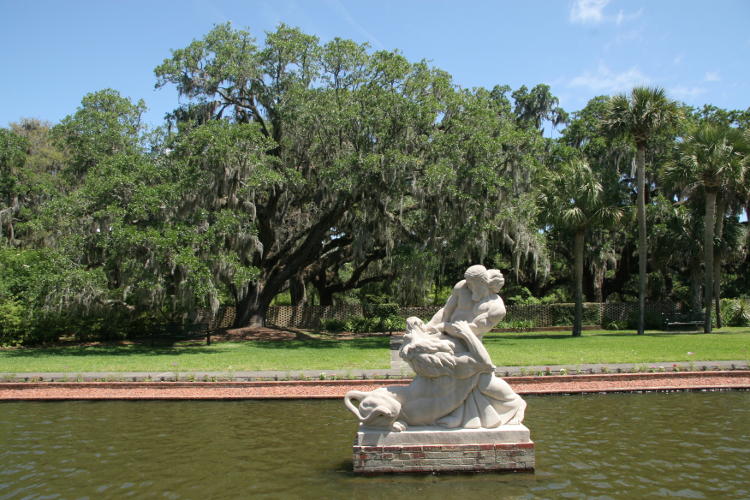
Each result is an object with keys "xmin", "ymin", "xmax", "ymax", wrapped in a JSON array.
[
  {"xmin": 603, "ymin": 86, "xmax": 681, "ymax": 146},
  {"xmin": 53, "ymin": 89, "xmax": 147, "ymax": 179}
]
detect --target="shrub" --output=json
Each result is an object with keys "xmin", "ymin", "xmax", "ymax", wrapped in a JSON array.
[
  {"xmin": 364, "ymin": 303, "xmax": 400, "ymax": 318},
  {"xmin": 345, "ymin": 316, "xmax": 376, "ymax": 333},
  {"xmin": 494, "ymin": 319, "xmax": 534, "ymax": 331},
  {"xmin": 549, "ymin": 304, "xmax": 574, "ymax": 326},
  {"xmin": 379, "ymin": 316, "xmax": 406, "ymax": 332},
  {"xmin": 321, "ymin": 318, "xmax": 347, "ymax": 332},
  {"xmin": 331, "ymin": 312, "xmax": 406, "ymax": 334},
  {"xmin": 604, "ymin": 320, "xmax": 627, "ymax": 330},
  {"xmin": 627, "ymin": 310, "xmax": 666, "ymax": 330},
  {"xmin": 0, "ymin": 299, "xmax": 26, "ymax": 346},
  {"xmin": 721, "ymin": 298, "xmax": 750, "ymax": 327}
]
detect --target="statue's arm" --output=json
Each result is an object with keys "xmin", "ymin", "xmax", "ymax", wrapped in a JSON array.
[
  {"xmin": 451, "ymin": 320, "xmax": 495, "ymax": 372},
  {"xmin": 424, "ymin": 285, "xmax": 460, "ymax": 333},
  {"xmin": 468, "ymin": 297, "xmax": 506, "ymax": 335}
]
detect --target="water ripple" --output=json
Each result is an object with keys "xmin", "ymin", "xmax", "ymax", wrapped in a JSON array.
[{"xmin": 0, "ymin": 393, "xmax": 747, "ymax": 499}]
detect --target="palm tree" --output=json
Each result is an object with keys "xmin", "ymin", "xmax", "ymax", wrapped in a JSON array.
[
  {"xmin": 664, "ymin": 124, "xmax": 749, "ymax": 332},
  {"xmin": 540, "ymin": 159, "xmax": 622, "ymax": 336},
  {"xmin": 603, "ymin": 87, "xmax": 680, "ymax": 334}
]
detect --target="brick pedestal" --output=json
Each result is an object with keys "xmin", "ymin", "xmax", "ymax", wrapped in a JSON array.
[{"xmin": 353, "ymin": 425, "xmax": 534, "ymax": 474}]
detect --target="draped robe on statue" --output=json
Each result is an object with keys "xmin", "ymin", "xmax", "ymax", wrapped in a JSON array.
[{"xmin": 392, "ymin": 324, "xmax": 526, "ymax": 429}]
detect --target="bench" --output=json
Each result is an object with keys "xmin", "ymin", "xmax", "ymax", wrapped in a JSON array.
[{"xmin": 662, "ymin": 312, "xmax": 705, "ymax": 330}]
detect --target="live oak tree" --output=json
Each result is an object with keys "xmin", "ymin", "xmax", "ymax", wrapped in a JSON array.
[
  {"xmin": 0, "ymin": 129, "xmax": 30, "ymax": 245},
  {"xmin": 154, "ymin": 24, "xmax": 548, "ymax": 326}
]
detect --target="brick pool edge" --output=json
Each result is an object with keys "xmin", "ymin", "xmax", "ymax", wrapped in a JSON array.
[{"xmin": 0, "ymin": 371, "xmax": 749, "ymax": 400}]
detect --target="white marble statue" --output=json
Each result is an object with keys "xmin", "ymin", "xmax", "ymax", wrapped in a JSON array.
[{"xmin": 345, "ymin": 265, "xmax": 526, "ymax": 431}]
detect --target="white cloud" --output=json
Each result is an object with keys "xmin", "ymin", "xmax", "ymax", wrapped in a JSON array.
[
  {"xmin": 570, "ymin": 0, "xmax": 610, "ymax": 23},
  {"xmin": 615, "ymin": 8, "xmax": 643, "ymax": 25},
  {"xmin": 670, "ymin": 86, "xmax": 706, "ymax": 100},
  {"xmin": 570, "ymin": 1, "xmax": 642, "ymax": 25},
  {"xmin": 569, "ymin": 64, "xmax": 651, "ymax": 93},
  {"xmin": 704, "ymin": 71, "xmax": 721, "ymax": 82}
]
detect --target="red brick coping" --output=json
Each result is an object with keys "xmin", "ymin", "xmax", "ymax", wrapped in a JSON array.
[{"xmin": 0, "ymin": 371, "xmax": 748, "ymax": 401}]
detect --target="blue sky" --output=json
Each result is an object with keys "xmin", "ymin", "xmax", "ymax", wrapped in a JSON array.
[{"xmin": 1, "ymin": 0, "xmax": 748, "ymax": 129}]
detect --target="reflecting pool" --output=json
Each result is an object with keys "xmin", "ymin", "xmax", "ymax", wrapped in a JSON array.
[{"xmin": 1, "ymin": 392, "xmax": 749, "ymax": 499}]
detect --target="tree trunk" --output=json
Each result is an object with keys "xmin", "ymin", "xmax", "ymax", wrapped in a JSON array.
[
  {"xmin": 318, "ymin": 286, "xmax": 334, "ymax": 307},
  {"xmin": 233, "ymin": 284, "xmax": 273, "ymax": 327},
  {"xmin": 703, "ymin": 190, "xmax": 716, "ymax": 333},
  {"xmin": 593, "ymin": 265, "xmax": 604, "ymax": 304},
  {"xmin": 713, "ymin": 199, "xmax": 727, "ymax": 329},
  {"xmin": 689, "ymin": 260, "xmax": 702, "ymax": 312},
  {"xmin": 636, "ymin": 144, "xmax": 647, "ymax": 335},
  {"xmin": 573, "ymin": 229, "xmax": 585, "ymax": 337},
  {"xmin": 289, "ymin": 274, "xmax": 307, "ymax": 306}
]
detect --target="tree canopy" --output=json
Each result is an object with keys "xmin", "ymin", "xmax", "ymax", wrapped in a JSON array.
[{"xmin": 0, "ymin": 23, "xmax": 748, "ymax": 344}]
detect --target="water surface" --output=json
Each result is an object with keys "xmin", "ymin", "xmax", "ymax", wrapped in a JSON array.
[{"xmin": 1, "ymin": 392, "xmax": 748, "ymax": 499}]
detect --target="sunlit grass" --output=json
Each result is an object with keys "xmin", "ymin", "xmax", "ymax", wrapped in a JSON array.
[
  {"xmin": 0, "ymin": 337, "xmax": 390, "ymax": 373},
  {"xmin": 0, "ymin": 328, "xmax": 747, "ymax": 373},
  {"xmin": 483, "ymin": 327, "xmax": 750, "ymax": 366}
]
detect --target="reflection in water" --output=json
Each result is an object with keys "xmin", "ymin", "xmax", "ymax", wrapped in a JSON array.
[{"xmin": 1, "ymin": 392, "xmax": 749, "ymax": 499}]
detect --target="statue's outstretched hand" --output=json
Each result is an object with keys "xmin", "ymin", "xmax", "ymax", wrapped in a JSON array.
[
  {"xmin": 443, "ymin": 322, "xmax": 459, "ymax": 335},
  {"xmin": 452, "ymin": 320, "xmax": 474, "ymax": 337},
  {"xmin": 453, "ymin": 320, "xmax": 495, "ymax": 371}
]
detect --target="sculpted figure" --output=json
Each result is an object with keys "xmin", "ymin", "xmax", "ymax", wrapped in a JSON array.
[{"xmin": 345, "ymin": 265, "xmax": 526, "ymax": 431}]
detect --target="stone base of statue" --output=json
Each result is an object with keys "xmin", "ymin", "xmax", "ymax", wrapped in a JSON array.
[{"xmin": 352, "ymin": 424, "xmax": 534, "ymax": 474}]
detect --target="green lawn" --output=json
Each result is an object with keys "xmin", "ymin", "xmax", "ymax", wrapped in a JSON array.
[
  {"xmin": 0, "ymin": 328, "xmax": 748, "ymax": 373},
  {"xmin": 0, "ymin": 337, "xmax": 391, "ymax": 373},
  {"xmin": 483, "ymin": 327, "xmax": 750, "ymax": 366}
]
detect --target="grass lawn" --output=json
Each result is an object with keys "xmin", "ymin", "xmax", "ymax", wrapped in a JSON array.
[
  {"xmin": 0, "ymin": 337, "xmax": 391, "ymax": 373},
  {"xmin": 483, "ymin": 327, "xmax": 750, "ymax": 366},
  {"xmin": 0, "ymin": 328, "xmax": 748, "ymax": 373}
]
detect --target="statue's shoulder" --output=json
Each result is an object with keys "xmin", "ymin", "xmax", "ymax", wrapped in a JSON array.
[
  {"xmin": 485, "ymin": 294, "xmax": 506, "ymax": 314},
  {"xmin": 453, "ymin": 279, "xmax": 467, "ymax": 291}
]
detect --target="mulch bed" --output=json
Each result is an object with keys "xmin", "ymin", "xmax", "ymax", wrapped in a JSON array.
[{"xmin": 2, "ymin": 371, "xmax": 748, "ymax": 401}]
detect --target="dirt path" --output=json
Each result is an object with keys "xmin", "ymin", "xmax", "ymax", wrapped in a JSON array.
[{"xmin": 1, "ymin": 371, "xmax": 748, "ymax": 400}]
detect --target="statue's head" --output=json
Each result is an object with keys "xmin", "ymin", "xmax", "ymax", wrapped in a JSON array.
[
  {"xmin": 464, "ymin": 265, "xmax": 504, "ymax": 299},
  {"xmin": 486, "ymin": 269, "xmax": 505, "ymax": 293},
  {"xmin": 464, "ymin": 265, "xmax": 490, "ymax": 301}
]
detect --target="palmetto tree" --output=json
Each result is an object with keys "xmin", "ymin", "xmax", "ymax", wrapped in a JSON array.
[
  {"xmin": 664, "ymin": 124, "xmax": 749, "ymax": 332},
  {"xmin": 604, "ymin": 87, "xmax": 680, "ymax": 334},
  {"xmin": 540, "ymin": 159, "xmax": 622, "ymax": 337}
]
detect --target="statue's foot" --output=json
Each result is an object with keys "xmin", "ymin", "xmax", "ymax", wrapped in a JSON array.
[{"xmin": 391, "ymin": 421, "xmax": 406, "ymax": 432}]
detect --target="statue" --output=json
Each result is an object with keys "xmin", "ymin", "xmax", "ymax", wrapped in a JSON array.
[{"xmin": 345, "ymin": 265, "xmax": 526, "ymax": 431}]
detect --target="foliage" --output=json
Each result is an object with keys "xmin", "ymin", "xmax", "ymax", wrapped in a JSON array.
[
  {"xmin": 603, "ymin": 86, "xmax": 682, "ymax": 335},
  {"xmin": 0, "ymin": 298, "xmax": 26, "ymax": 346},
  {"xmin": 493, "ymin": 319, "xmax": 534, "ymax": 331},
  {"xmin": 720, "ymin": 298, "xmax": 750, "ymax": 327},
  {"xmin": 153, "ymin": 23, "xmax": 549, "ymax": 323},
  {"xmin": 0, "ymin": 24, "xmax": 748, "ymax": 343},
  {"xmin": 320, "ymin": 318, "xmax": 348, "ymax": 333},
  {"xmin": 626, "ymin": 310, "xmax": 666, "ymax": 331},
  {"xmin": 52, "ymin": 89, "xmax": 147, "ymax": 179},
  {"xmin": 363, "ymin": 303, "xmax": 399, "ymax": 318}
]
